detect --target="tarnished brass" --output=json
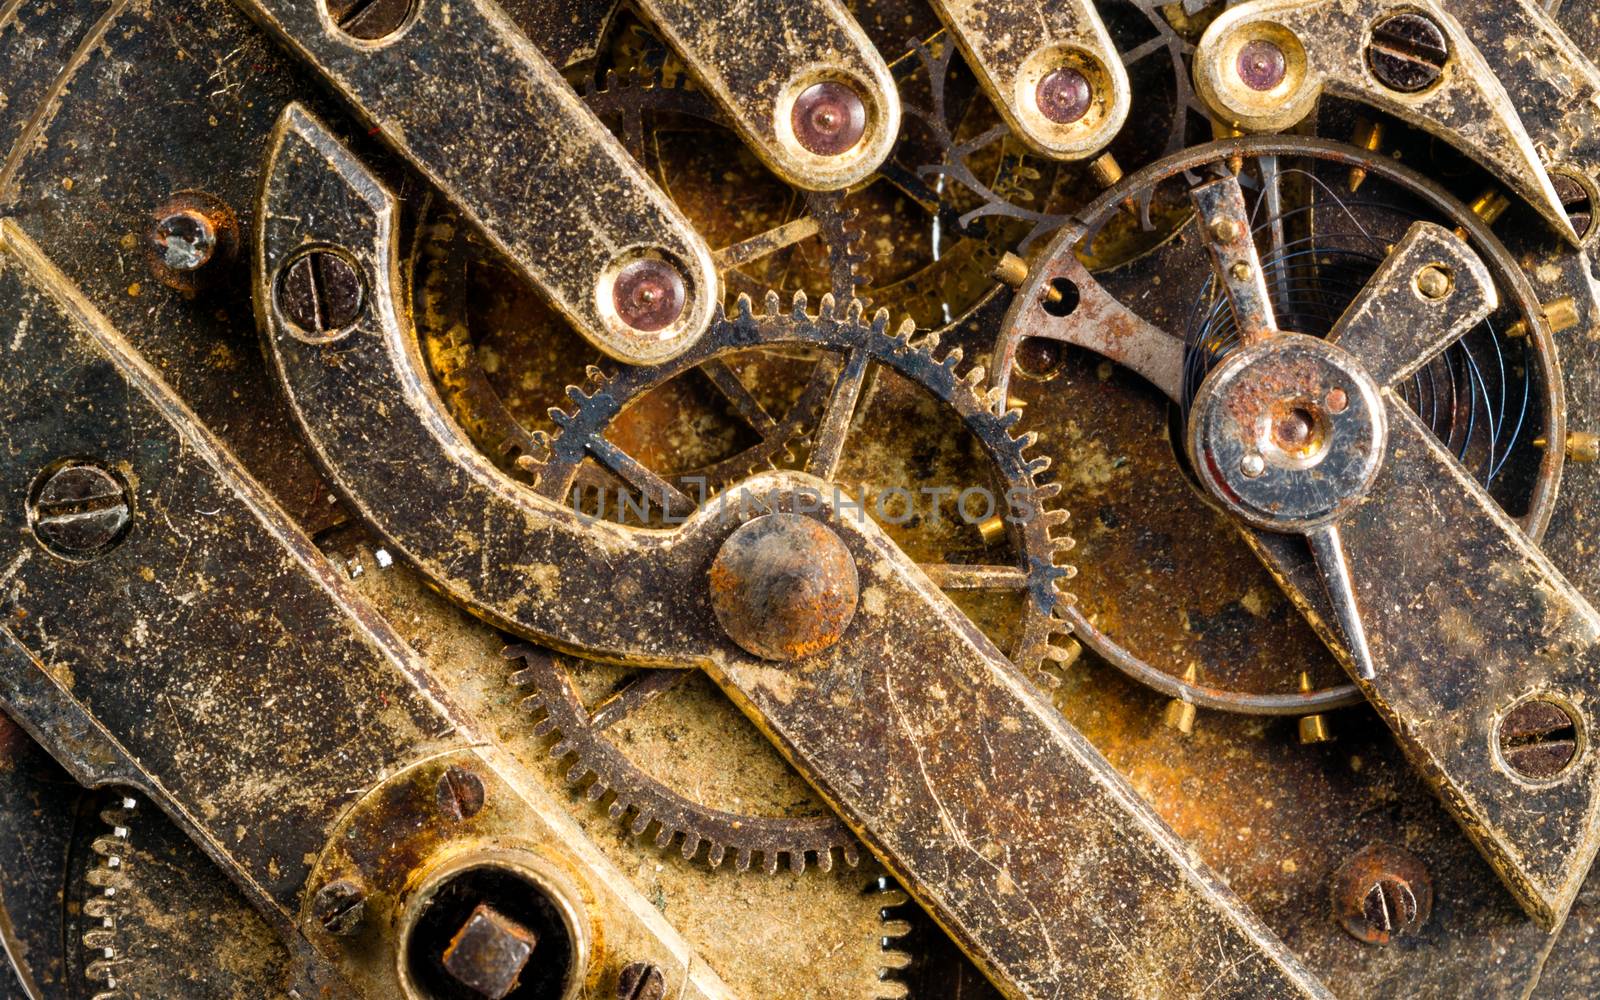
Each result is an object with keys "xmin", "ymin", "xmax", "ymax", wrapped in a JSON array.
[
  {"xmin": 231, "ymin": 0, "xmax": 719, "ymax": 364},
  {"xmin": 632, "ymin": 0, "xmax": 899, "ymax": 190},
  {"xmin": 255, "ymin": 101, "xmax": 1333, "ymax": 1000},
  {"xmin": 926, "ymin": 0, "xmax": 1129, "ymax": 160},
  {"xmin": 1193, "ymin": 0, "xmax": 1580, "ymax": 244},
  {"xmin": 0, "ymin": 220, "xmax": 737, "ymax": 999}
]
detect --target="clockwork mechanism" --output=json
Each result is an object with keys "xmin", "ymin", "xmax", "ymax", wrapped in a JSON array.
[{"xmin": 6, "ymin": 1, "xmax": 1600, "ymax": 999}]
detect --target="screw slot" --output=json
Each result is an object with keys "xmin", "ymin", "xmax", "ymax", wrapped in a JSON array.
[
  {"xmin": 326, "ymin": 0, "xmax": 416, "ymax": 42},
  {"xmin": 1366, "ymin": 12, "xmax": 1449, "ymax": 94},
  {"xmin": 276, "ymin": 248, "xmax": 367, "ymax": 343},
  {"xmin": 28, "ymin": 462, "xmax": 133, "ymax": 560},
  {"xmin": 1497, "ymin": 697, "xmax": 1581, "ymax": 780}
]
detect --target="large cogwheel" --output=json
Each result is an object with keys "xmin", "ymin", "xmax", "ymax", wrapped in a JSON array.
[
  {"xmin": 505, "ymin": 291, "xmax": 1076, "ymax": 873},
  {"xmin": 414, "ymin": 68, "xmax": 869, "ymax": 484}
]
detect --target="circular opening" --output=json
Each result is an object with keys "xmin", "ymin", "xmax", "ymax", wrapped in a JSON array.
[
  {"xmin": 1012, "ymin": 337, "xmax": 1068, "ymax": 381},
  {"xmin": 403, "ymin": 865, "xmax": 579, "ymax": 1000},
  {"xmin": 1041, "ymin": 277, "xmax": 1081, "ymax": 318},
  {"xmin": 597, "ymin": 248, "xmax": 698, "ymax": 352},
  {"xmin": 1260, "ymin": 398, "xmax": 1330, "ymax": 467},
  {"xmin": 1497, "ymin": 696, "xmax": 1581, "ymax": 781}
]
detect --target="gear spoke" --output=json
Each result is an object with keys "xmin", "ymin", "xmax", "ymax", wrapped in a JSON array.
[
  {"xmin": 805, "ymin": 347, "xmax": 871, "ymax": 481},
  {"xmin": 586, "ymin": 436, "xmax": 698, "ymax": 517},
  {"xmin": 588, "ymin": 669, "xmax": 695, "ymax": 732},
  {"xmin": 700, "ymin": 359, "xmax": 780, "ymax": 436},
  {"xmin": 713, "ymin": 217, "xmax": 824, "ymax": 273},
  {"xmin": 1190, "ymin": 171, "xmax": 1277, "ymax": 343}
]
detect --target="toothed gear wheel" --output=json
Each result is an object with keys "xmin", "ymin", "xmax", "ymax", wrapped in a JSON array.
[
  {"xmin": 501, "ymin": 293, "xmax": 1076, "ymax": 870},
  {"xmin": 414, "ymin": 69, "xmax": 869, "ymax": 483},
  {"xmin": 61, "ymin": 793, "xmax": 292, "ymax": 1000}
]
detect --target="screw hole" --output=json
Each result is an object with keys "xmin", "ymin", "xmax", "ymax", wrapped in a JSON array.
[{"xmin": 1041, "ymin": 278, "xmax": 1080, "ymax": 318}]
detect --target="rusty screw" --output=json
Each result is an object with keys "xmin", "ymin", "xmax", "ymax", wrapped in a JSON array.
[
  {"xmin": 1035, "ymin": 67, "xmax": 1092, "ymax": 125},
  {"xmin": 709, "ymin": 513, "xmax": 860, "ymax": 661},
  {"xmin": 313, "ymin": 878, "xmax": 367, "ymax": 937},
  {"xmin": 30, "ymin": 464, "xmax": 132, "ymax": 558},
  {"xmin": 612, "ymin": 257, "xmax": 687, "ymax": 333},
  {"xmin": 1331, "ymin": 843, "xmax": 1433, "ymax": 945},
  {"xmin": 791, "ymin": 80, "xmax": 868, "ymax": 156},
  {"xmin": 617, "ymin": 962, "xmax": 666, "ymax": 1000},
  {"xmin": 1365, "ymin": 12, "xmax": 1449, "ymax": 94},
  {"xmin": 441, "ymin": 903, "xmax": 539, "ymax": 1000},
  {"xmin": 1553, "ymin": 172, "xmax": 1595, "ymax": 240},
  {"xmin": 326, "ymin": 0, "xmax": 415, "ymax": 41},
  {"xmin": 1498, "ymin": 698, "xmax": 1580, "ymax": 779},
  {"xmin": 436, "ymin": 764, "xmax": 486, "ymax": 821},
  {"xmin": 1236, "ymin": 39, "xmax": 1287, "ymax": 92},
  {"xmin": 147, "ymin": 192, "xmax": 238, "ymax": 292},
  {"xmin": 152, "ymin": 209, "xmax": 218, "ymax": 273},
  {"xmin": 276, "ymin": 249, "xmax": 366, "ymax": 339}
]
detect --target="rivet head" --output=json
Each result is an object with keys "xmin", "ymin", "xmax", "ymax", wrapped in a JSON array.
[
  {"xmin": 1236, "ymin": 39, "xmax": 1288, "ymax": 91},
  {"xmin": 709, "ymin": 513, "xmax": 860, "ymax": 661},
  {"xmin": 613, "ymin": 257, "xmax": 687, "ymax": 333},
  {"xmin": 276, "ymin": 249, "xmax": 366, "ymax": 340},
  {"xmin": 1240, "ymin": 453, "xmax": 1266, "ymax": 478},
  {"xmin": 791, "ymin": 81, "xmax": 868, "ymax": 156},
  {"xmin": 1035, "ymin": 67, "xmax": 1092, "ymax": 124},
  {"xmin": 30, "ymin": 464, "xmax": 132, "ymax": 558},
  {"xmin": 1414, "ymin": 264, "xmax": 1453, "ymax": 301}
]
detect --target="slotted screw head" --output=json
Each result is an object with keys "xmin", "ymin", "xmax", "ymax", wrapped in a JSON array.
[
  {"xmin": 612, "ymin": 257, "xmax": 687, "ymax": 334},
  {"xmin": 276, "ymin": 249, "xmax": 365, "ymax": 340},
  {"xmin": 1035, "ymin": 68, "xmax": 1092, "ymax": 124},
  {"xmin": 313, "ymin": 878, "xmax": 367, "ymax": 937},
  {"xmin": 1236, "ymin": 39, "xmax": 1287, "ymax": 91},
  {"xmin": 791, "ymin": 81, "xmax": 868, "ymax": 156},
  {"xmin": 436, "ymin": 764, "xmax": 486, "ymax": 820},
  {"xmin": 617, "ymin": 962, "xmax": 666, "ymax": 1000},
  {"xmin": 30, "ymin": 464, "xmax": 132, "ymax": 557},
  {"xmin": 326, "ymin": 0, "xmax": 415, "ymax": 41},
  {"xmin": 1498, "ymin": 698, "xmax": 1580, "ymax": 779},
  {"xmin": 1331, "ymin": 843, "xmax": 1432, "ymax": 945},
  {"xmin": 1553, "ymin": 172, "xmax": 1595, "ymax": 240},
  {"xmin": 1366, "ymin": 12, "xmax": 1449, "ymax": 94}
]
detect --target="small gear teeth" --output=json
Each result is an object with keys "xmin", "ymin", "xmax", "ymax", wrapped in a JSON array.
[
  {"xmin": 508, "ymin": 645, "xmax": 860, "ymax": 873},
  {"xmin": 81, "ymin": 796, "xmax": 137, "ymax": 1000},
  {"xmin": 867, "ymin": 878, "xmax": 915, "ymax": 1000}
]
